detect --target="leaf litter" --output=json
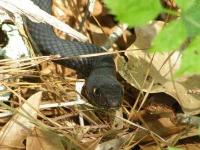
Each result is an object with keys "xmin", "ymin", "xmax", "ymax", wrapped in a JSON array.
[{"xmin": 0, "ymin": 0, "xmax": 200, "ymax": 150}]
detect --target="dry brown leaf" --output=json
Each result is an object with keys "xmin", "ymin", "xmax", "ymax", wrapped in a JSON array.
[
  {"xmin": 134, "ymin": 117, "xmax": 184, "ymax": 141},
  {"xmin": 26, "ymin": 128, "xmax": 65, "ymax": 150},
  {"xmin": 166, "ymin": 128, "xmax": 200, "ymax": 146},
  {"xmin": 0, "ymin": 92, "xmax": 42, "ymax": 149},
  {"xmin": 95, "ymin": 132, "xmax": 133, "ymax": 150},
  {"xmin": 140, "ymin": 138, "xmax": 200, "ymax": 150},
  {"xmin": 95, "ymin": 138, "xmax": 123, "ymax": 150},
  {"xmin": 139, "ymin": 144, "xmax": 164, "ymax": 150},
  {"xmin": 117, "ymin": 50, "xmax": 200, "ymax": 115},
  {"xmin": 87, "ymin": 23, "xmax": 108, "ymax": 46},
  {"xmin": 116, "ymin": 51, "xmax": 169, "ymax": 93},
  {"xmin": 83, "ymin": 138, "xmax": 102, "ymax": 150}
]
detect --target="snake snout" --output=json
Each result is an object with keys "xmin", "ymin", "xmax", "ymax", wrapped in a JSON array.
[
  {"xmin": 107, "ymin": 100, "xmax": 121, "ymax": 108},
  {"xmin": 102, "ymin": 96, "xmax": 122, "ymax": 109}
]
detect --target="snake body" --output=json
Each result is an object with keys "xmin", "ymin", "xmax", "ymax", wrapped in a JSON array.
[{"xmin": 26, "ymin": 0, "xmax": 123, "ymax": 108}]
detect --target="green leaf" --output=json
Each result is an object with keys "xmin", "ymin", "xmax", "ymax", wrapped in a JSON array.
[
  {"xmin": 182, "ymin": 0, "xmax": 200, "ymax": 36},
  {"xmin": 177, "ymin": 36, "xmax": 200, "ymax": 75},
  {"xmin": 151, "ymin": 20, "xmax": 187, "ymax": 52},
  {"xmin": 104, "ymin": 0, "xmax": 163, "ymax": 26},
  {"xmin": 175, "ymin": 0, "xmax": 195, "ymax": 11},
  {"xmin": 168, "ymin": 147, "xmax": 183, "ymax": 150}
]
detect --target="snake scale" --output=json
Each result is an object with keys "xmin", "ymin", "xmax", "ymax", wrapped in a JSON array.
[{"xmin": 25, "ymin": 0, "xmax": 123, "ymax": 108}]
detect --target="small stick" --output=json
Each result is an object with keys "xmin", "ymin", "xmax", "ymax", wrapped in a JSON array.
[
  {"xmin": 0, "ymin": 99, "xmax": 90, "ymax": 118},
  {"xmin": 102, "ymin": 24, "xmax": 128, "ymax": 51}
]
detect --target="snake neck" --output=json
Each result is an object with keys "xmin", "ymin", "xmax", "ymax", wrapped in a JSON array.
[
  {"xmin": 28, "ymin": 0, "xmax": 117, "ymax": 78},
  {"xmin": 78, "ymin": 61, "xmax": 115, "ymax": 78},
  {"xmin": 89, "ymin": 66, "xmax": 116, "ymax": 78},
  {"xmin": 91, "ymin": 55, "xmax": 116, "ymax": 76}
]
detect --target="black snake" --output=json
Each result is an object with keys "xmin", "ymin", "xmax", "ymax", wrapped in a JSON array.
[{"xmin": 25, "ymin": 0, "xmax": 123, "ymax": 108}]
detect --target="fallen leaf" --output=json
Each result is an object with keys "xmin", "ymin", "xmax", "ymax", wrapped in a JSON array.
[
  {"xmin": 95, "ymin": 133, "xmax": 132, "ymax": 150},
  {"xmin": 0, "ymin": 92, "xmax": 42, "ymax": 149},
  {"xmin": 117, "ymin": 50, "xmax": 200, "ymax": 115},
  {"xmin": 116, "ymin": 21, "xmax": 200, "ymax": 115},
  {"xmin": 26, "ymin": 128, "xmax": 65, "ymax": 150}
]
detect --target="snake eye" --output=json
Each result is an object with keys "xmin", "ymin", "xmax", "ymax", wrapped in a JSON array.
[{"xmin": 93, "ymin": 88, "xmax": 101, "ymax": 97}]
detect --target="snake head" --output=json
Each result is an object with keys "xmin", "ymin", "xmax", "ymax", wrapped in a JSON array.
[{"xmin": 85, "ymin": 74, "xmax": 124, "ymax": 109}]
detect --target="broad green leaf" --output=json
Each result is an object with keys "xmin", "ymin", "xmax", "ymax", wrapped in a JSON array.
[
  {"xmin": 177, "ymin": 36, "xmax": 200, "ymax": 75},
  {"xmin": 151, "ymin": 20, "xmax": 187, "ymax": 52},
  {"xmin": 175, "ymin": 0, "xmax": 195, "ymax": 11},
  {"xmin": 182, "ymin": 0, "xmax": 200, "ymax": 36},
  {"xmin": 104, "ymin": 0, "xmax": 163, "ymax": 26}
]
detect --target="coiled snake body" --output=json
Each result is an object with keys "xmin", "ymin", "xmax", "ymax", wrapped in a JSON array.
[{"xmin": 26, "ymin": 0, "xmax": 123, "ymax": 108}]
